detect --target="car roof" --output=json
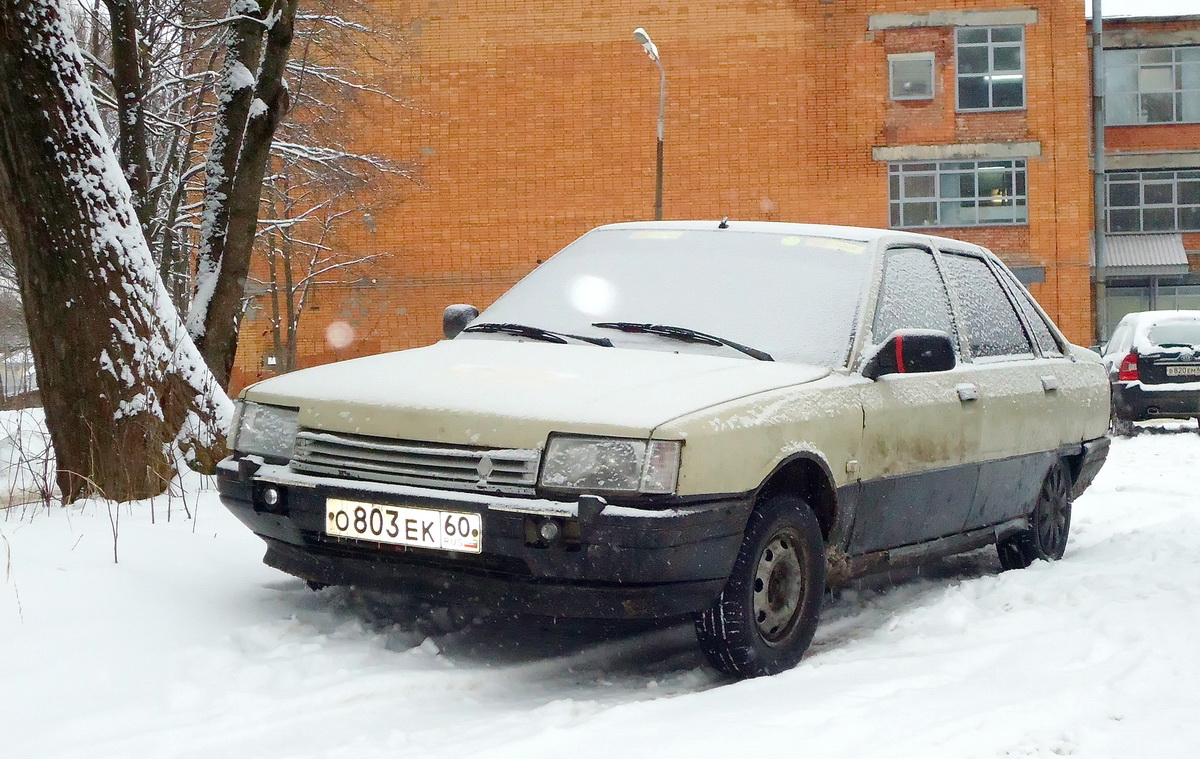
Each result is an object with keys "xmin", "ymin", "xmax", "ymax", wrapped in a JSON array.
[
  {"xmin": 590, "ymin": 220, "xmax": 990, "ymax": 254},
  {"xmin": 1122, "ymin": 310, "xmax": 1200, "ymax": 326}
]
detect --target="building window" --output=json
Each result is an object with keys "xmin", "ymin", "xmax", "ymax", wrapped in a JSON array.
[
  {"xmin": 1107, "ymin": 170, "xmax": 1200, "ymax": 233},
  {"xmin": 955, "ymin": 26, "xmax": 1025, "ymax": 111},
  {"xmin": 889, "ymin": 160, "xmax": 1028, "ymax": 229},
  {"xmin": 1104, "ymin": 47, "xmax": 1200, "ymax": 125},
  {"xmin": 889, "ymin": 53, "xmax": 935, "ymax": 100}
]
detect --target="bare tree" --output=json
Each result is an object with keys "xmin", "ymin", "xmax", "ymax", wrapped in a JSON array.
[
  {"xmin": 0, "ymin": 232, "xmax": 34, "ymax": 409},
  {"xmin": 78, "ymin": 0, "xmax": 412, "ymax": 388},
  {"xmin": 0, "ymin": 0, "xmax": 230, "ymax": 502},
  {"xmin": 76, "ymin": 1, "xmax": 224, "ymax": 307},
  {"xmin": 257, "ymin": 182, "xmax": 386, "ymax": 373},
  {"xmin": 251, "ymin": 23, "xmax": 409, "ymax": 374},
  {"xmin": 185, "ymin": 0, "xmax": 299, "ymax": 389}
]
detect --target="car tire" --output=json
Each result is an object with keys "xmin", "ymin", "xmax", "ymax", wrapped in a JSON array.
[
  {"xmin": 694, "ymin": 493, "xmax": 825, "ymax": 678},
  {"xmin": 997, "ymin": 460, "xmax": 1073, "ymax": 571}
]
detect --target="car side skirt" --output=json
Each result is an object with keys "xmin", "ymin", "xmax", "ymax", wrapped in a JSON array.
[
  {"xmin": 826, "ymin": 517, "xmax": 1028, "ymax": 587},
  {"xmin": 826, "ymin": 437, "xmax": 1108, "ymax": 586}
]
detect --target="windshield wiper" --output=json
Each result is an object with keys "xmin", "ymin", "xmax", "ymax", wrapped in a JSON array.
[
  {"xmin": 462, "ymin": 322, "xmax": 613, "ymax": 347},
  {"xmin": 592, "ymin": 322, "xmax": 773, "ymax": 361}
]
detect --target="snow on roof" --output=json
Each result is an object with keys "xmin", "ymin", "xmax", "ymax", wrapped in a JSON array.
[
  {"xmin": 1086, "ymin": 0, "xmax": 1200, "ymax": 20},
  {"xmin": 592, "ymin": 220, "xmax": 989, "ymax": 252}
]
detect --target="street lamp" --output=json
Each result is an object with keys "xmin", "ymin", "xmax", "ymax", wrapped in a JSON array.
[{"xmin": 632, "ymin": 27, "xmax": 666, "ymax": 221}]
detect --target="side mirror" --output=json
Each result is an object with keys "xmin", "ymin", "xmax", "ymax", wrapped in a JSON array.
[
  {"xmin": 443, "ymin": 304, "xmax": 479, "ymax": 339},
  {"xmin": 862, "ymin": 330, "xmax": 956, "ymax": 380}
]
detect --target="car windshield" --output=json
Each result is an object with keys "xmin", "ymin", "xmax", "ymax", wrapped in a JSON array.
[
  {"xmin": 1147, "ymin": 321, "xmax": 1200, "ymax": 348},
  {"xmin": 465, "ymin": 227, "xmax": 873, "ymax": 367}
]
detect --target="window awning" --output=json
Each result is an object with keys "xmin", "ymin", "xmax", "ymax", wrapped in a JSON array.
[{"xmin": 1094, "ymin": 233, "xmax": 1190, "ymax": 277}]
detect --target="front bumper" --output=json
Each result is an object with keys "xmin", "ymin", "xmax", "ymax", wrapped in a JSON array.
[
  {"xmin": 216, "ymin": 457, "xmax": 752, "ymax": 619},
  {"xmin": 1112, "ymin": 381, "xmax": 1200, "ymax": 422}
]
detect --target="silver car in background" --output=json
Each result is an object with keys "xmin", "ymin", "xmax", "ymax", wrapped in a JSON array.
[{"xmin": 1103, "ymin": 310, "xmax": 1200, "ymax": 434}]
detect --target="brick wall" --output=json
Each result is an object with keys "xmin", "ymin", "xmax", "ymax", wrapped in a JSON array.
[{"xmin": 231, "ymin": 0, "xmax": 1096, "ymax": 391}]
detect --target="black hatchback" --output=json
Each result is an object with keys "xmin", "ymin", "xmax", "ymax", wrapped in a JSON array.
[{"xmin": 1103, "ymin": 310, "xmax": 1200, "ymax": 432}]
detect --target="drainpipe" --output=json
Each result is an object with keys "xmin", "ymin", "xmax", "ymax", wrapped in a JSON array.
[{"xmin": 1093, "ymin": 0, "xmax": 1108, "ymax": 343}]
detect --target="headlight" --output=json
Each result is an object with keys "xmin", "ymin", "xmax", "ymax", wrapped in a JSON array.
[
  {"xmin": 539, "ymin": 435, "xmax": 681, "ymax": 495},
  {"xmin": 230, "ymin": 401, "xmax": 299, "ymax": 460}
]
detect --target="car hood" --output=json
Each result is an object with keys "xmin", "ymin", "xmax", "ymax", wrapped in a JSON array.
[{"xmin": 242, "ymin": 338, "xmax": 832, "ymax": 447}]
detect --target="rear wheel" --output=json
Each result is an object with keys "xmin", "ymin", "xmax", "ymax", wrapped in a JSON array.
[
  {"xmin": 695, "ymin": 494, "xmax": 825, "ymax": 678},
  {"xmin": 997, "ymin": 460, "xmax": 1072, "ymax": 570}
]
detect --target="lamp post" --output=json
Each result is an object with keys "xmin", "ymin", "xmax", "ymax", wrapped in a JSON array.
[{"xmin": 632, "ymin": 27, "xmax": 665, "ymax": 221}]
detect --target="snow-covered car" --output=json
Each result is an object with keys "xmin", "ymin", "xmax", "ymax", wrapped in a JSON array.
[
  {"xmin": 1102, "ymin": 310, "xmax": 1200, "ymax": 434},
  {"xmin": 218, "ymin": 221, "xmax": 1111, "ymax": 678}
]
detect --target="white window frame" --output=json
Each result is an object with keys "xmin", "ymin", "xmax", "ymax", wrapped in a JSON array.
[
  {"xmin": 1105, "ymin": 169, "xmax": 1200, "ymax": 233},
  {"xmin": 889, "ymin": 160, "xmax": 1029, "ymax": 229},
  {"xmin": 1104, "ymin": 46, "xmax": 1200, "ymax": 125},
  {"xmin": 889, "ymin": 52, "xmax": 935, "ymax": 101},
  {"xmin": 955, "ymin": 25, "xmax": 1026, "ymax": 112}
]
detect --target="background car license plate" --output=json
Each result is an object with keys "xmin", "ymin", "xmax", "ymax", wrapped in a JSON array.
[
  {"xmin": 325, "ymin": 498, "xmax": 482, "ymax": 553},
  {"xmin": 1166, "ymin": 365, "xmax": 1200, "ymax": 377}
]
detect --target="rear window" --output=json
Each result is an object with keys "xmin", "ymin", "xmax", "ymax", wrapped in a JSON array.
[{"xmin": 1146, "ymin": 321, "xmax": 1200, "ymax": 348}]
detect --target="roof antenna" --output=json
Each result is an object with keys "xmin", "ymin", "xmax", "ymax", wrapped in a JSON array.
[{"xmin": 718, "ymin": 217, "xmax": 729, "ymax": 229}]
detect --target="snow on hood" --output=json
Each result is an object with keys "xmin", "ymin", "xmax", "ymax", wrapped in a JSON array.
[{"xmin": 242, "ymin": 339, "xmax": 830, "ymax": 446}]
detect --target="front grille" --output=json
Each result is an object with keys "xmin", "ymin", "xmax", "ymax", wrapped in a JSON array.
[{"xmin": 290, "ymin": 430, "xmax": 540, "ymax": 494}]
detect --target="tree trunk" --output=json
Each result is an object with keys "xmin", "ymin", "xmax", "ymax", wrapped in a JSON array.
[
  {"xmin": 103, "ymin": 0, "xmax": 152, "ymax": 233},
  {"xmin": 190, "ymin": 0, "xmax": 298, "ymax": 388},
  {"xmin": 0, "ymin": 0, "xmax": 231, "ymax": 502}
]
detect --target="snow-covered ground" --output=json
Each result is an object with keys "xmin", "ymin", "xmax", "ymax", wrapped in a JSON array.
[{"xmin": 2, "ymin": 419, "xmax": 1199, "ymax": 759}]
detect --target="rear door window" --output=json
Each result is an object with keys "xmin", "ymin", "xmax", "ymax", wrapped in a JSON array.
[{"xmin": 940, "ymin": 252, "xmax": 1034, "ymax": 359}]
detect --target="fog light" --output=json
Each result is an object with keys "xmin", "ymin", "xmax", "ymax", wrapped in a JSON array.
[
  {"xmin": 255, "ymin": 484, "xmax": 287, "ymax": 514},
  {"xmin": 538, "ymin": 519, "xmax": 561, "ymax": 542}
]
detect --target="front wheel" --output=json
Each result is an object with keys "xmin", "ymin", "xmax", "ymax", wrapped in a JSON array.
[
  {"xmin": 997, "ymin": 460, "xmax": 1073, "ymax": 570},
  {"xmin": 695, "ymin": 494, "xmax": 825, "ymax": 678}
]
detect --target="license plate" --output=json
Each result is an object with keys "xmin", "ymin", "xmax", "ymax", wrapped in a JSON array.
[
  {"xmin": 1166, "ymin": 365, "xmax": 1200, "ymax": 377},
  {"xmin": 325, "ymin": 498, "xmax": 482, "ymax": 554}
]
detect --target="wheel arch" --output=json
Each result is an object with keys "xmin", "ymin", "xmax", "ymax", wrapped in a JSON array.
[
  {"xmin": 755, "ymin": 452, "xmax": 838, "ymax": 542},
  {"xmin": 1059, "ymin": 436, "xmax": 1110, "ymax": 501}
]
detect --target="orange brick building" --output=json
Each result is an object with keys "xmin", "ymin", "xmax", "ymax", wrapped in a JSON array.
[{"xmin": 232, "ymin": 0, "xmax": 1107, "ymax": 389}]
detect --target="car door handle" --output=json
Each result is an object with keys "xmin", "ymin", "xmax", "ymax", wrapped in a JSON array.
[
  {"xmin": 956, "ymin": 383, "xmax": 978, "ymax": 402},
  {"xmin": 1041, "ymin": 375, "xmax": 1059, "ymax": 393}
]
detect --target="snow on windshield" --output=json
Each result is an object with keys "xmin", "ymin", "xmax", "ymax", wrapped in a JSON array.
[{"xmin": 467, "ymin": 228, "xmax": 873, "ymax": 367}]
